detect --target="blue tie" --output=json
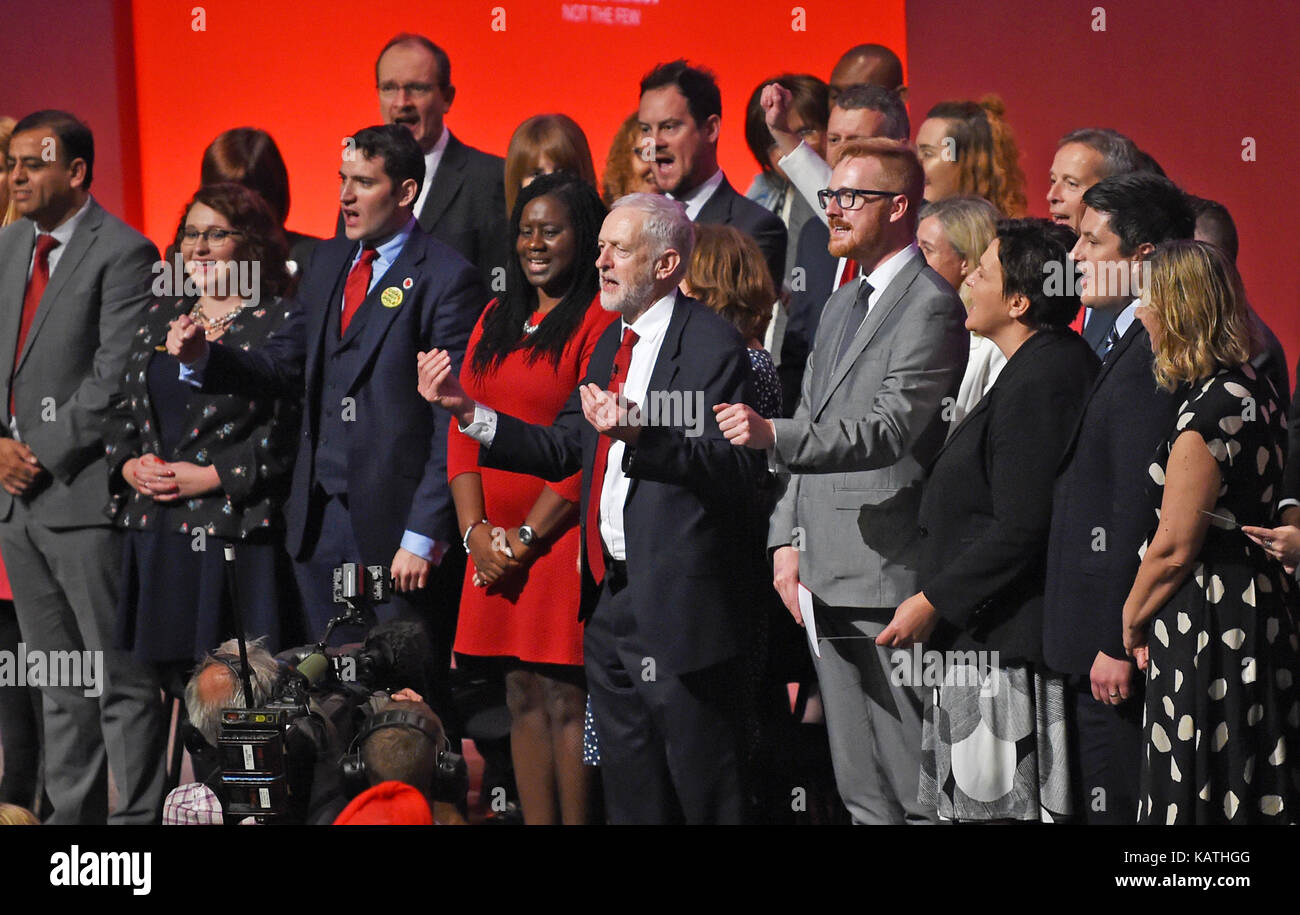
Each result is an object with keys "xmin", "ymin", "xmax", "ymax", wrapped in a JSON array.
[{"xmin": 1102, "ymin": 322, "xmax": 1122, "ymax": 358}]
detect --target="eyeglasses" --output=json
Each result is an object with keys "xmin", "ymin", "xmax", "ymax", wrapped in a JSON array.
[
  {"xmin": 817, "ymin": 187, "xmax": 901, "ymax": 211},
  {"xmin": 180, "ymin": 227, "xmax": 243, "ymax": 248},
  {"xmin": 377, "ymin": 81, "xmax": 439, "ymax": 99}
]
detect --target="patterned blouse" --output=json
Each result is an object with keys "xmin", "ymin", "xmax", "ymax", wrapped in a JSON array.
[{"xmin": 103, "ymin": 296, "xmax": 301, "ymax": 540}]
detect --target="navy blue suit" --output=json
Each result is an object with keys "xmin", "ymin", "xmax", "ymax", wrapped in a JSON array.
[
  {"xmin": 482, "ymin": 293, "xmax": 768, "ymax": 822},
  {"xmin": 199, "ymin": 225, "xmax": 486, "ymax": 659},
  {"xmin": 1042, "ymin": 321, "xmax": 1180, "ymax": 822}
]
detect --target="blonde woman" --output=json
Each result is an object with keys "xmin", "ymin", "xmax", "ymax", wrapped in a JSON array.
[
  {"xmin": 917, "ymin": 195, "xmax": 1004, "ymax": 426},
  {"xmin": 915, "ymin": 96, "xmax": 1027, "ymax": 217},
  {"xmin": 0, "ymin": 116, "xmax": 16, "ymax": 225},
  {"xmin": 1123, "ymin": 240, "xmax": 1299, "ymax": 824}
]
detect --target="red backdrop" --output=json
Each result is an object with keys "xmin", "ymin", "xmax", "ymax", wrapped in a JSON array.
[{"xmin": 127, "ymin": 0, "xmax": 904, "ymax": 244}]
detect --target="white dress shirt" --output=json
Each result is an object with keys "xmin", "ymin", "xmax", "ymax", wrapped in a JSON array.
[
  {"xmin": 412, "ymin": 127, "xmax": 451, "ymax": 220},
  {"xmin": 669, "ymin": 168, "xmax": 726, "ymax": 221},
  {"xmin": 777, "ymin": 141, "xmax": 831, "ymax": 226},
  {"xmin": 461, "ymin": 293, "xmax": 677, "ymax": 562}
]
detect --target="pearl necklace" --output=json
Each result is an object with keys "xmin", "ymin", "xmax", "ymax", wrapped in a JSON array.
[{"xmin": 190, "ymin": 299, "xmax": 253, "ymax": 335}]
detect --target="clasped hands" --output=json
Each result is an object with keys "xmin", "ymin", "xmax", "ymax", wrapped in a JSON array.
[
  {"xmin": 123, "ymin": 453, "xmax": 219, "ymax": 502},
  {"xmin": 416, "ymin": 348, "xmax": 641, "ymax": 444}
]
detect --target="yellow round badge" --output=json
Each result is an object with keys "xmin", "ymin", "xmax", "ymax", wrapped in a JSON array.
[{"xmin": 381, "ymin": 287, "xmax": 403, "ymax": 308}]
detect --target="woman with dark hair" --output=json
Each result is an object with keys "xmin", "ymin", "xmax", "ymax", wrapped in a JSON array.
[
  {"xmin": 1127, "ymin": 241, "xmax": 1299, "ymax": 823},
  {"xmin": 879, "ymin": 218, "xmax": 1097, "ymax": 821},
  {"xmin": 201, "ymin": 126, "xmax": 320, "ymax": 276},
  {"xmin": 915, "ymin": 96, "xmax": 1027, "ymax": 217},
  {"xmin": 445, "ymin": 172, "xmax": 615, "ymax": 824},
  {"xmin": 503, "ymin": 114, "xmax": 597, "ymax": 218},
  {"xmin": 104, "ymin": 182, "xmax": 302, "ymax": 683}
]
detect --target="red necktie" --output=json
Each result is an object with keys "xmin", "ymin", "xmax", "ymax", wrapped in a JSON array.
[
  {"xmin": 585, "ymin": 327, "xmax": 639, "ymax": 584},
  {"xmin": 11, "ymin": 234, "xmax": 61, "ymax": 413},
  {"xmin": 837, "ymin": 257, "xmax": 859, "ymax": 289},
  {"xmin": 340, "ymin": 247, "xmax": 379, "ymax": 337}
]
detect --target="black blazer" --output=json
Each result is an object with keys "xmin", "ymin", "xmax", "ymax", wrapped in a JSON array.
[
  {"xmin": 481, "ymin": 292, "xmax": 768, "ymax": 676},
  {"xmin": 696, "ymin": 176, "xmax": 788, "ymax": 290},
  {"xmin": 418, "ymin": 133, "xmax": 508, "ymax": 296},
  {"xmin": 778, "ymin": 217, "xmax": 837, "ymax": 416},
  {"xmin": 200, "ymin": 227, "xmax": 487, "ymax": 564},
  {"xmin": 1042, "ymin": 321, "xmax": 1181, "ymax": 674},
  {"xmin": 919, "ymin": 328, "xmax": 1098, "ymax": 663},
  {"xmin": 335, "ymin": 133, "xmax": 507, "ymax": 296},
  {"xmin": 103, "ymin": 296, "xmax": 301, "ymax": 540}
]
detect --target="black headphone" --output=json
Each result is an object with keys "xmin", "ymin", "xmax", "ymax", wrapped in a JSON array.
[{"xmin": 338, "ymin": 707, "xmax": 453, "ymax": 798}]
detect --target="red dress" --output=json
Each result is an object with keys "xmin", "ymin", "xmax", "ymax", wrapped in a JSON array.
[{"xmin": 449, "ymin": 296, "xmax": 617, "ymax": 666}]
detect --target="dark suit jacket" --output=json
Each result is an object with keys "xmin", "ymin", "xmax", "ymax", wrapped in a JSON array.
[
  {"xmin": 0, "ymin": 198, "xmax": 158, "ymax": 527},
  {"xmin": 200, "ymin": 226, "xmax": 487, "ymax": 564},
  {"xmin": 778, "ymin": 217, "xmax": 837, "ymax": 416},
  {"xmin": 481, "ymin": 292, "xmax": 767, "ymax": 676},
  {"xmin": 919, "ymin": 328, "xmax": 1099, "ymax": 663},
  {"xmin": 696, "ymin": 176, "xmax": 787, "ymax": 290},
  {"xmin": 1042, "ymin": 321, "xmax": 1181, "ymax": 675}
]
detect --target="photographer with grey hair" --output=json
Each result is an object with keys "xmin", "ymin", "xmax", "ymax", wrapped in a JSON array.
[{"xmin": 418, "ymin": 192, "xmax": 768, "ymax": 823}]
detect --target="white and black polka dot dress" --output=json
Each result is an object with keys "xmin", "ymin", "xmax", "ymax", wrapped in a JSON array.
[{"xmin": 1138, "ymin": 365, "xmax": 1300, "ymax": 824}]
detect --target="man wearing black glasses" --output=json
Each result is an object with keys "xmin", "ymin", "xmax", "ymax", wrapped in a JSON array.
[
  {"xmin": 717, "ymin": 138, "xmax": 967, "ymax": 824},
  {"xmin": 367, "ymin": 33, "xmax": 507, "ymax": 295}
]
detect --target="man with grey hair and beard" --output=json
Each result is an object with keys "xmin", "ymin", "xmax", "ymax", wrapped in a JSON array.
[{"xmin": 417, "ymin": 194, "xmax": 767, "ymax": 823}]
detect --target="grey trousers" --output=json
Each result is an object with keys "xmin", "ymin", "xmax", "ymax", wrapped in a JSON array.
[
  {"xmin": 811, "ymin": 605, "xmax": 937, "ymax": 824},
  {"xmin": 0, "ymin": 504, "xmax": 167, "ymax": 824}
]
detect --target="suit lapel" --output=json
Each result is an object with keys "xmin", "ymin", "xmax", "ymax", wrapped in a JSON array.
[
  {"xmin": 15, "ymin": 200, "xmax": 104, "ymax": 375},
  {"xmin": 1060, "ymin": 321, "xmax": 1146, "ymax": 467},
  {"xmin": 693, "ymin": 176, "xmax": 734, "ymax": 225},
  {"xmin": 417, "ymin": 133, "xmax": 466, "ymax": 234},
  {"xmin": 341, "ymin": 234, "xmax": 427, "ymax": 392},
  {"xmin": 0, "ymin": 228, "xmax": 35, "ymax": 401},
  {"xmin": 814, "ymin": 255, "xmax": 922, "ymax": 417}
]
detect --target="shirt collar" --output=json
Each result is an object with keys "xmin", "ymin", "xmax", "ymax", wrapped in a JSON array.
[
  {"xmin": 860, "ymin": 243, "xmax": 920, "ymax": 293},
  {"xmin": 669, "ymin": 169, "xmax": 725, "ymax": 219},
  {"xmin": 622, "ymin": 290, "xmax": 676, "ymax": 341},
  {"xmin": 34, "ymin": 195, "xmax": 91, "ymax": 246},
  {"xmin": 1112, "ymin": 298, "xmax": 1141, "ymax": 339},
  {"xmin": 427, "ymin": 127, "xmax": 450, "ymax": 164},
  {"xmin": 356, "ymin": 215, "xmax": 417, "ymax": 264}
]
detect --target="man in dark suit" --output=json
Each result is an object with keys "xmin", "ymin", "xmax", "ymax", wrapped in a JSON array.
[
  {"xmin": 638, "ymin": 60, "xmax": 786, "ymax": 288},
  {"xmin": 1042, "ymin": 173, "xmax": 1195, "ymax": 823},
  {"xmin": 363, "ymin": 33, "xmax": 507, "ymax": 296},
  {"xmin": 0, "ymin": 110, "xmax": 168, "ymax": 823},
  {"xmin": 171, "ymin": 125, "xmax": 487, "ymax": 717},
  {"xmin": 419, "ymin": 193, "xmax": 767, "ymax": 823}
]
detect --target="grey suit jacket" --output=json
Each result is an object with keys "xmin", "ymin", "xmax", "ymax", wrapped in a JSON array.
[
  {"xmin": 0, "ymin": 198, "xmax": 158, "ymax": 527},
  {"xmin": 767, "ymin": 248, "xmax": 968, "ymax": 608}
]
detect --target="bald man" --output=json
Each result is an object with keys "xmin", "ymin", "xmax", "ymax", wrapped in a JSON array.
[{"xmin": 829, "ymin": 43, "xmax": 906, "ymax": 104}]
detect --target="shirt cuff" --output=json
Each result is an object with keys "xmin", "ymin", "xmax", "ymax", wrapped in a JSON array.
[
  {"xmin": 178, "ymin": 347, "xmax": 211, "ymax": 387},
  {"xmin": 1279, "ymin": 498, "xmax": 1299, "ymax": 511},
  {"xmin": 400, "ymin": 531, "xmax": 449, "ymax": 566},
  {"xmin": 460, "ymin": 404, "xmax": 498, "ymax": 447}
]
